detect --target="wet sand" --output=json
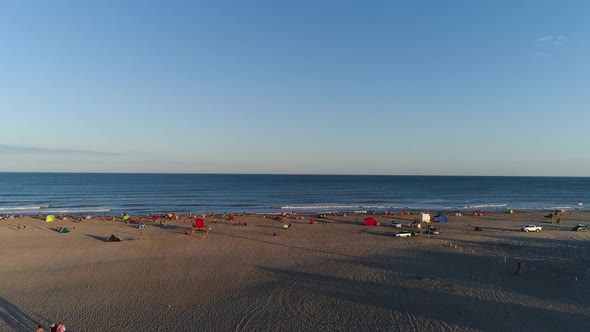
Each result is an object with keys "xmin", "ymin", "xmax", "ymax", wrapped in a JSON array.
[{"xmin": 1, "ymin": 211, "xmax": 589, "ymax": 331}]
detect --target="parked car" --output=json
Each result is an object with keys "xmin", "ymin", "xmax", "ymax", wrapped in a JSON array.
[
  {"xmin": 394, "ymin": 231, "xmax": 413, "ymax": 238},
  {"xmin": 426, "ymin": 227, "xmax": 440, "ymax": 235},
  {"xmin": 390, "ymin": 221, "xmax": 402, "ymax": 228},
  {"xmin": 572, "ymin": 224, "xmax": 588, "ymax": 232},
  {"xmin": 521, "ymin": 225, "xmax": 542, "ymax": 232}
]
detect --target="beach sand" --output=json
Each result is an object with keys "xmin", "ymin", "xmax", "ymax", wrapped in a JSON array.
[{"xmin": 1, "ymin": 211, "xmax": 590, "ymax": 331}]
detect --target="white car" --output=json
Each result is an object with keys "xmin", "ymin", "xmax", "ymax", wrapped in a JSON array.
[
  {"xmin": 521, "ymin": 225, "xmax": 542, "ymax": 232},
  {"xmin": 394, "ymin": 231, "xmax": 413, "ymax": 238},
  {"xmin": 391, "ymin": 221, "xmax": 402, "ymax": 228}
]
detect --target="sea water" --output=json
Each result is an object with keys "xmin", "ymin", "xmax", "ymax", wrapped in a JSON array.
[{"xmin": 0, "ymin": 173, "xmax": 588, "ymax": 215}]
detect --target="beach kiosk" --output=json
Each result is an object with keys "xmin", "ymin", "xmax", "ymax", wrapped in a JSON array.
[{"xmin": 420, "ymin": 213, "xmax": 431, "ymax": 223}]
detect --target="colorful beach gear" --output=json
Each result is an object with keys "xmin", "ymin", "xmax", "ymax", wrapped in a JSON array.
[
  {"xmin": 364, "ymin": 217, "xmax": 377, "ymax": 226},
  {"xmin": 45, "ymin": 215, "xmax": 56, "ymax": 222},
  {"xmin": 194, "ymin": 218, "xmax": 204, "ymax": 229}
]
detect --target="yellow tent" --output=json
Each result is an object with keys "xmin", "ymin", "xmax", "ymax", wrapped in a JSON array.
[{"xmin": 45, "ymin": 215, "xmax": 56, "ymax": 222}]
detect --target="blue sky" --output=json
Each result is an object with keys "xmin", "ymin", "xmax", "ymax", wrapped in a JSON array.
[{"xmin": 1, "ymin": 0, "xmax": 589, "ymax": 175}]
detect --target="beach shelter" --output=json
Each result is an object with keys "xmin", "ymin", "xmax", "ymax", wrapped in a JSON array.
[
  {"xmin": 194, "ymin": 218, "xmax": 205, "ymax": 229},
  {"xmin": 106, "ymin": 234, "xmax": 121, "ymax": 242},
  {"xmin": 58, "ymin": 227, "xmax": 70, "ymax": 233},
  {"xmin": 434, "ymin": 214, "xmax": 447, "ymax": 222},
  {"xmin": 364, "ymin": 217, "xmax": 377, "ymax": 226},
  {"xmin": 45, "ymin": 215, "xmax": 56, "ymax": 222},
  {"xmin": 420, "ymin": 213, "xmax": 431, "ymax": 223},
  {"xmin": 551, "ymin": 214, "xmax": 561, "ymax": 224}
]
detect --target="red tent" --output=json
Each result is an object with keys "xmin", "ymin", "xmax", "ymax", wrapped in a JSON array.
[
  {"xmin": 194, "ymin": 218, "xmax": 204, "ymax": 229},
  {"xmin": 229, "ymin": 215, "xmax": 235, "ymax": 221},
  {"xmin": 364, "ymin": 217, "xmax": 377, "ymax": 226}
]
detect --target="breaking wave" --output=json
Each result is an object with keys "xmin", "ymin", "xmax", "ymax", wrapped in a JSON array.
[
  {"xmin": 277, "ymin": 205, "xmax": 393, "ymax": 211},
  {"xmin": 462, "ymin": 204, "xmax": 507, "ymax": 209},
  {"xmin": 0, "ymin": 206, "xmax": 110, "ymax": 214}
]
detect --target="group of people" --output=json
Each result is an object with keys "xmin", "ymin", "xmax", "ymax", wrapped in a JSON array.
[{"xmin": 36, "ymin": 322, "xmax": 66, "ymax": 332}]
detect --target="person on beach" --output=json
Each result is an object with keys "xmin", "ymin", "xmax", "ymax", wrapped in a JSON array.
[
  {"xmin": 49, "ymin": 323, "xmax": 57, "ymax": 332},
  {"xmin": 36, "ymin": 324, "xmax": 45, "ymax": 332},
  {"xmin": 515, "ymin": 262, "xmax": 522, "ymax": 275},
  {"xmin": 56, "ymin": 322, "xmax": 66, "ymax": 332}
]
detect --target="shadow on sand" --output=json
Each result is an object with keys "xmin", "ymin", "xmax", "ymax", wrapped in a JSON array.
[{"xmin": 0, "ymin": 297, "xmax": 44, "ymax": 331}]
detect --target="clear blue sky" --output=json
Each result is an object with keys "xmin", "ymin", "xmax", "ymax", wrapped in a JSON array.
[{"xmin": 1, "ymin": 0, "xmax": 589, "ymax": 175}]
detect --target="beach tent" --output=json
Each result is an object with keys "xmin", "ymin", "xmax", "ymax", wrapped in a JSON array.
[
  {"xmin": 364, "ymin": 217, "xmax": 377, "ymax": 226},
  {"xmin": 194, "ymin": 218, "xmax": 205, "ymax": 229},
  {"xmin": 106, "ymin": 234, "xmax": 121, "ymax": 242},
  {"xmin": 45, "ymin": 215, "xmax": 56, "ymax": 222},
  {"xmin": 551, "ymin": 215, "xmax": 561, "ymax": 224},
  {"xmin": 420, "ymin": 213, "xmax": 431, "ymax": 223},
  {"xmin": 434, "ymin": 214, "xmax": 447, "ymax": 222},
  {"xmin": 58, "ymin": 227, "xmax": 70, "ymax": 233}
]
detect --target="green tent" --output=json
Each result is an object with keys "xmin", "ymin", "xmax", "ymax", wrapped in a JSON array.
[
  {"xmin": 58, "ymin": 227, "xmax": 70, "ymax": 233},
  {"xmin": 551, "ymin": 215, "xmax": 561, "ymax": 224}
]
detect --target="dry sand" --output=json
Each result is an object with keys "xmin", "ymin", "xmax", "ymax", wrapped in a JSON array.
[{"xmin": 1, "ymin": 211, "xmax": 590, "ymax": 331}]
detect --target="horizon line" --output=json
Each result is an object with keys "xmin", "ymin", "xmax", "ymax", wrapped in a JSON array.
[{"xmin": 0, "ymin": 171, "xmax": 588, "ymax": 178}]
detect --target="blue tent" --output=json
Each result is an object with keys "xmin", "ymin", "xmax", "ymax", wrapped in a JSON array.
[{"xmin": 434, "ymin": 214, "xmax": 447, "ymax": 222}]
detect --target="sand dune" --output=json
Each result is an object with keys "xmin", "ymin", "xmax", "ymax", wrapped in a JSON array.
[{"xmin": 1, "ymin": 212, "xmax": 589, "ymax": 331}]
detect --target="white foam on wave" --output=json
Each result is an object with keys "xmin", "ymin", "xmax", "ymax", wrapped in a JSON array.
[
  {"xmin": 0, "ymin": 206, "xmax": 45, "ymax": 211},
  {"xmin": 44, "ymin": 208, "xmax": 111, "ymax": 214},
  {"xmin": 0, "ymin": 206, "xmax": 110, "ymax": 214},
  {"xmin": 462, "ymin": 204, "xmax": 507, "ymax": 209},
  {"xmin": 279, "ymin": 205, "xmax": 393, "ymax": 210},
  {"xmin": 549, "ymin": 206, "xmax": 573, "ymax": 210}
]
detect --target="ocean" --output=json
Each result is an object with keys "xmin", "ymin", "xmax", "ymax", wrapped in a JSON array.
[{"xmin": 0, "ymin": 173, "xmax": 588, "ymax": 216}]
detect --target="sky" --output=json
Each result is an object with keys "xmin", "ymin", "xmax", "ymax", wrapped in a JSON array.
[{"xmin": 1, "ymin": 0, "xmax": 589, "ymax": 176}]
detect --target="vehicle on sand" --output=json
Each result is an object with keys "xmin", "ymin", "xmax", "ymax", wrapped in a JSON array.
[
  {"xmin": 394, "ymin": 231, "xmax": 412, "ymax": 238},
  {"xmin": 572, "ymin": 224, "xmax": 588, "ymax": 232},
  {"xmin": 521, "ymin": 225, "xmax": 542, "ymax": 232}
]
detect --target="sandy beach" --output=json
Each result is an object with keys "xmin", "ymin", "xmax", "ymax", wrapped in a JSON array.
[{"xmin": 1, "ymin": 211, "xmax": 589, "ymax": 331}]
